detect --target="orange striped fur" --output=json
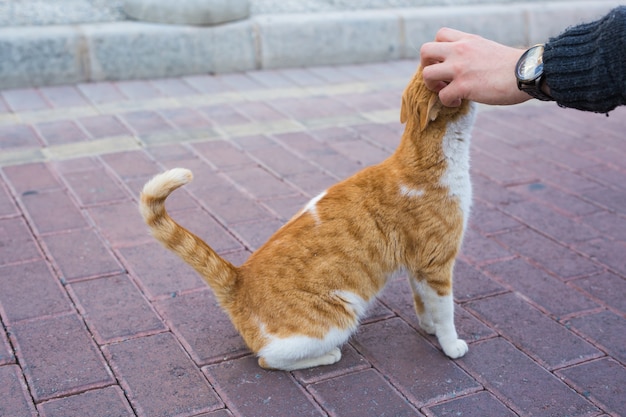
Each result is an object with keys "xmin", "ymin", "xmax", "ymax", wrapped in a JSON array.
[{"xmin": 139, "ymin": 67, "xmax": 476, "ymax": 370}]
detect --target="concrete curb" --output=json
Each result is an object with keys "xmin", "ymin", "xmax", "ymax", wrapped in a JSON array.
[{"xmin": 0, "ymin": 0, "xmax": 621, "ymax": 89}]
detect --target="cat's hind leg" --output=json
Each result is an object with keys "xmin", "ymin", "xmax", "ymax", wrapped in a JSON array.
[
  {"xmin": 258, "ymin": 347, "xmax": 342, "ymax": 371},
  {"xmin": 409, "ymin": 274, "xmax": 468, "ymax": 359}
]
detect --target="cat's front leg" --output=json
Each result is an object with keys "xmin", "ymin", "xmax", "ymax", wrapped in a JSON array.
[{"xmin": 409, "ymin": 275, "xmax": 468, "ymax": 359}]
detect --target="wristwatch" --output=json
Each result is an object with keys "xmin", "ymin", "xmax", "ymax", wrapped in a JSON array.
[{"xmin": 515, "ymin": 44, "xmax": 553, "ymax": 101}]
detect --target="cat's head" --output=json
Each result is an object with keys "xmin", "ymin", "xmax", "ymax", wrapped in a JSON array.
[{"xmin": 400, "ymin": 66, "xmax": 472, "ymax": 132}]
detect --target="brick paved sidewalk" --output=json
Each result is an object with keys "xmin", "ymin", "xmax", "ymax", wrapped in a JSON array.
[{"xmin": 0, "ymin": 61, "xmax": 625, "ymax": 417}]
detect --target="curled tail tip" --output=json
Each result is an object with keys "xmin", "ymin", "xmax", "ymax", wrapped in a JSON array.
[{"xmin": 141, "ymin": 168, "xmax": 193, "ymax": 198}]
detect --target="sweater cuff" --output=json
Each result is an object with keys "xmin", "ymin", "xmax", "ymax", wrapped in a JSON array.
[{"xmin": 543, "ymin": 6, "xmax": 626, "ymax": 113}]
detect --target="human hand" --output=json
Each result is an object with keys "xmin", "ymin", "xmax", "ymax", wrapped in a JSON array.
[{"xmin": 420, "ymin": 28, "xmax": 532, "ymax": 107}]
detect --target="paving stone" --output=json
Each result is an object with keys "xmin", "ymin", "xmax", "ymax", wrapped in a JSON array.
[
  {"xmin": 566, "ymin": 311, "xmax": 626, "ymax": 365},
  {"xmin": 291, "ymin": 343, "xmax": 370, "ymax": 385},
  {"xmin": 508, "ymin": 181, "xmax": 601, "ymax": 217},
  {"xmin": 76, "ymin": 82, "xmax": 127, "ymax": 104},
  {"xmin": 77, "ymin": 114, "xmax": 132, "ymax": 139},
  {"xmin": 155, "ymin": 289, "xmax": 248, "ymax": 365},
  {"xmin": 20, "ymin": 189, "xmax": 88, "ymax": 234},
  {"xmin": 10, "ymin": 313, "xmax": 115, "ymax": 402},
  {"xmin": 0, "ymin": 365, "xmax": 38, "ymax": 417},
  {"xmin": 452, "ymin": 259, "xmax": 507, "ymax": 302},
  {"xmin": 101, "ymin": 150, "xmax": 161, "ymax": 180},
  {"xmin": 87, "ymin": 200, "xmax": 152, "ymax": 246},
  {"xmin": 570, "ymin": 271, "xmax": 626, "ymax": 314},
  {"xmin": 352, "ymin": 318, "xmax": 481, "ymax": 408},
  {"xmin": 104, "ymin": 332, "xmax": 222, "ymax": 417},
  {"xmin": 308, "ymin": 368, "xmax": 420, "ymax": 417},
  {"xmin": 35, "ymin": 120, "xmax": 89, "ymax": 146},
  {"xmin": 465, "ymin": 293, "xmax": 602, "ymax": 370},
  {"xmin": 425, "ymin": 391, "xmax": 517, "ymax": 417},
  {"xmin": 192, "ymin": 140, "xmax": 253, "ymax": 171},
  {"xmin": 69, "ymin": 274, "xmax": 166, "ymax": 344},
  {"xmin": 260, "ymin": 194, "xmax": 309, "ymax": 221},
  {"xmin": 1, "ymin": 88, "xmax": 50, "ymax": 112},
  {"xmin": 225, "ymin": 165, "xmax": 298, "ymax": 198},
  {"xmin": 0, "ymin": 180, "xmax": 18, "ymax": 218},
  {"xmin": 203, "ymin": 355, "xmax": 324, "ymax": 417},
  {"xmin": 582, "ymin": 210, "xmax": 626, "ymax": 243},
  {"xmin": 62, "ymin": 168, "xmax": 129, "ymax": 206},
  {"xmin": 556, "ymin": 358, "xmax": 626, "ymax": 416},
  {"xmin": 38, "ymin": 85, "xmax": 90, "ymax": 109},
  {"xmin": 43, "ymin": 228, "xmax": 125, "ymax": 281},
  {"xmin": 0, "ymin": 217, "xmax": 42, "ymax": 265},
  {"xmin": 284, "ymin": 169, "xmax": 339, "ymax": 197},
  {"xmin": 228, "ymin": 218, "xmax": 285, "ymax": 251},
  {"xmin": 0, "ymin": 325, "xmax": 15, "ymax": 364},
  {"xmin": 119, "ymin": 242, "xmax": 206, "ymax": 299},
  {"xmin": 494, "ymin": 227, "xmax": 601, "ymax": 280},
  {"xmin": 0, "ymin": 123, "xmax": 43, "ymax": 150},
  {"xmin": 458, "ymin": 337, "xmax": 599, "ymax": 417},
  {"xmin": 37, "ymin": 386, "xmax": 135, "ymax": 417},
  {"xmin": 328, "ymin": 137, "xmax": 391, "ymax": 167},
  {"xmin": 0, "ymin": 260, "xmax": 72, "ymax": 323},
  {"xmin": 3, "ymin": 162, "xmax": 62, "ymax": 194},
  {"xmin": 120, "ymin": 110, "xmax": 174, "ymax": 135},
  {"xmin": 459, "ymin": 227, "xmax": 514, "ymax": 265},
  {"xmin": 159, "ymin": 106, "xmax": 214, "ymax": 132},
  {"xmin": 575, "ymin": 237, "xmax": 626, "ymax": 276},
  {"xmin": 115, "ymin": 80, "xmax": 162, "ymax": 100},
  {"xmin": 482, "ymin": 258, "xmax": 598, "ymax": 318},
  {"xmin": 246, "ymin": 143, "xmax": 321, "ymax": 178}
]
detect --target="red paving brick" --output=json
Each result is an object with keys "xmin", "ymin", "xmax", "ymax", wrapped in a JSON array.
[{"xmin": 0, "ymin": 61, "xmax": 625, "ymax": 416}]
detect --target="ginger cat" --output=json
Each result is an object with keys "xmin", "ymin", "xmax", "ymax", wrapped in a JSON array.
[{"xmin": 139, "ymin": 66, "xmax": 476, "ymax": 371}]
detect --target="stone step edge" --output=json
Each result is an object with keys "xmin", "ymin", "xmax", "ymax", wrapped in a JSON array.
[{"xmin": 0, "ymin": 0, "xmax": 620, "ymax": 89}]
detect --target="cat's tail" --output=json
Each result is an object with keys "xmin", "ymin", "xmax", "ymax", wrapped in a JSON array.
[{"xmin": 139, "ymin": 168, "xmax": 238, "ymax": 304}]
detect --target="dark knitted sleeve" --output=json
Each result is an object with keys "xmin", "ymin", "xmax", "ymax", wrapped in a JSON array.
[{"xmin": 543, "ymin": 6, "xmax": 626, "ymax": 113}]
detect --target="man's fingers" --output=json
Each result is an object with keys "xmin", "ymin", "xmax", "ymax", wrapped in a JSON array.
[{"xmin": 434, "ymin": 27, "xmax": 467, "ymax": 42}]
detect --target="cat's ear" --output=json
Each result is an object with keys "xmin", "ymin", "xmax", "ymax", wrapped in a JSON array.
[{"xmin": 419, "ymin": 93, "xmax": 443, "ymax": 131}]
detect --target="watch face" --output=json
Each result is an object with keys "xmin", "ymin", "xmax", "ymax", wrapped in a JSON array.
[{"xmin": 516, "ymin": 45, "xmax": 544, "ymax": 82}]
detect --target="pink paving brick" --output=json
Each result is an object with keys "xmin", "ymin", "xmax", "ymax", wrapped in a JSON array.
[
  {"xmin": 285, "ymin": 170, "xmax": 339, "ymax": 196},
  {"xmin": 0, "ymin": 180, "xmax": 18, "ymax": 218},
  {"xmin": 120, "ymin": 110, "xmax": 173, "ymax": 135},
  {"xmin": 352, "ymin": 318, "xmax": 481, "ymax": 408},
  {"xmin": 482, "ymin": 258, "xmax": 598, "ymax": 318},
  {"xmin": 199, "ymin": 103, "xmax": 251, "ymax": 126},
  {"xmin": 275, "ymin": 68, "xmax": 327, "ymax": 87},
  {"xmin": 0, "ymin": 124, "xmax": 43, "ymax": 149},
  {"xmin": 582, "ymin": 210, "xmax": 626, "ymax": 242},
  {"xmin": 155, "ymin": 289, "xmax": 248, "ymax": 365},
  {"xmin": 87, "ymin": 200, "xmax": 153, "ymax": 246},
  {"xmin": 43, "ymin": 228, "xmax": 124, "ymax": 281},
  {"xmin": 224, "ymin": 165, "xmax": 298, "ymax": 198},
  {"xmin": 470, "ymin": 148, "xmax": 538, "ymax": 186},
  {"xmin": 20, "ymin": 189, "xmax": 88, "ymax": 234},
  {"xmin": 215, "ymin": 72, "xmax": 267, "ymax": 91},
  {"xmin": 424, "ymin": 391, "xmax": 518, "ymax": 417},
  {"xmin": 555, "ymin": 358, "xmax": 626, "ymax": 415},
  {"xmin": 34, "ymin": 120, "xmax": 89, "ymax": 146},
  {"xmin": 76, "ymin": 82, "xmax": 126, "ymax": 104},
  {"xmin": 459, "ymin": 227, "xmax": 513, "ymax": 265},
  {"xmin": 291, "ymin": 344, "xmax": 370, "ymax": 385},
  {"xmin": 575, "ymin": 237, "xmax": 626, "ymax": 276},
  {"xmin": 62, "ymin": 168, "xmax": 129, "ymax": 206},
  {"xmin": 245, "ymin": 69, "xmax": 296, "ymax": 88},
  {"xmin": 182, "ymin": 75, "xmax": 231, "ymax": 94},
  {"xmin": 228, "ymin": 218, "xmax": 285, "ymax": 251},
  {"xmin": 0, "ymin": 260, "xmax": 73, "ymax": 323},
  {"xmin": 159, "ymin": 107, "xmax": 214, "ymax": 131},
  {"xmin": 115, "ymin": 80, "xmax": 162, "ymax": 100},
  {"xmin": 203, "ymin": 356, "xmax": 324, "ymax": 417},
  {"xmin": 308, "ymin": 368, "xmax": 421, "ymax": 417},
  {"xmin": 452, "ymin": 259, "xmax": 507, "ymax": 303},
  {"xmin": 192, "ymin": 140, "xmax": 254, "ymax": 171},
  {"xmin": 465, "ymin": 293, "xmax": 602, "ymax": 370},
  {"xmin": 1, "ymin": 88, "xmax": 50, "ymax": 112},
  {"xmin": 0, "ymin": 217, "xmax": 42, "ymax": 265},
  {"xmin": 77, "ymin": 114, "xmax": 132, "ymax": 139},
  {"xmin": 566, "ymin": 311, "xmax": 626, "ymax": 365},
  {"xmin": 494, "ymin": 227, "xmax": 601, "ymax": 280},
  {"xmin": 150, "ymin": 78, "xmax": 199, "ymax": 97},
  {"xmin": 235, "ymin": 101, "xmax": 289, "ymax": 122},
  {"xmin": 38, "ymin": 85, "xmax": 90, "ymax": 108},
  {"xmin": 328, "ymin": 138, "xmax": 391, "ymax": 167},
  {"xmin": 245, "ymin": 143, "xmax": 320, "ymax": 178},
  {"xmin": 37, "ymin": 386, "xmax": 135, "ymax": 417},
  {"xmin": 119, "ymin": 242, "xmax": 206, "ymax": 299},
  {"xmin": 10, "ymin": 313, "xmax": 115, "ymax": 402},
  {"xmin": 570, "ymin": 271, "xmax": 626, "ymax": 314},
  {"xmin": 0, "ymin": 365, "xmax": 38, "ymax": 417},
  {"xmin": 268, "ymin": 96, "xmax": 354, "ymax": 121},
  {"xmin": 4, "ymin": 162, "xmax": 63, "ymax": 195},
  {"xmin": 458, "ymin": 338, "xmax": 599, "ymax": 417},
  {"xmin": 260, "ymin": 194, "xmax": 309, "ymax": 221},
  {"xmin": 508, "ymin": 181, "xmax": 601, "ymax": 217},
  {"xmin": 101, "ymin": 150, "xmax": 162, "ymax": 180},
  {"xmin": 103, "ymin": 332, "xmax": 222, "ymax": 417},
  {"xmin": 0, "ymin": 325, "xmax": 15, "ymax": 364},
  {"xmin": 351, "ymin": 123, "xmax": 402, "ymax": 151},
  {"xmin": 69, "ymin": 274, "xmax": 166, "ymax": 344}
]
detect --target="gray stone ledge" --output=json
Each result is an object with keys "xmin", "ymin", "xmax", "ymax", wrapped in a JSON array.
[{"xmin": 0, "ymin": 0, "xmax": 621, "ymax": 89}]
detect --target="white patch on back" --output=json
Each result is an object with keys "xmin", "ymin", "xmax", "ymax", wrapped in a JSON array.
[
  {"xmin": 399, "ymin": 184, "xmax": 425, "ymax": 199},
  {"xmin": 303, "ymin": 190, "xmax": 327, "ymax": 224},
  {"xmin": 440, "ymin": 103, "xmax": 477, "ymax": 230}
]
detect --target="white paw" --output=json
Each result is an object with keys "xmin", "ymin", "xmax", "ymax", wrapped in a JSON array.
[
  {"xmin": 419, "ymin": 320, "xmax": 436, "ymax": 335},
  {"xmin": 442, "ymin": 339, "xmax": 468, "ymax": 359},
  {"xmin": 322, "ymin": 347, "xmax": 342, "ymax": 365}
]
